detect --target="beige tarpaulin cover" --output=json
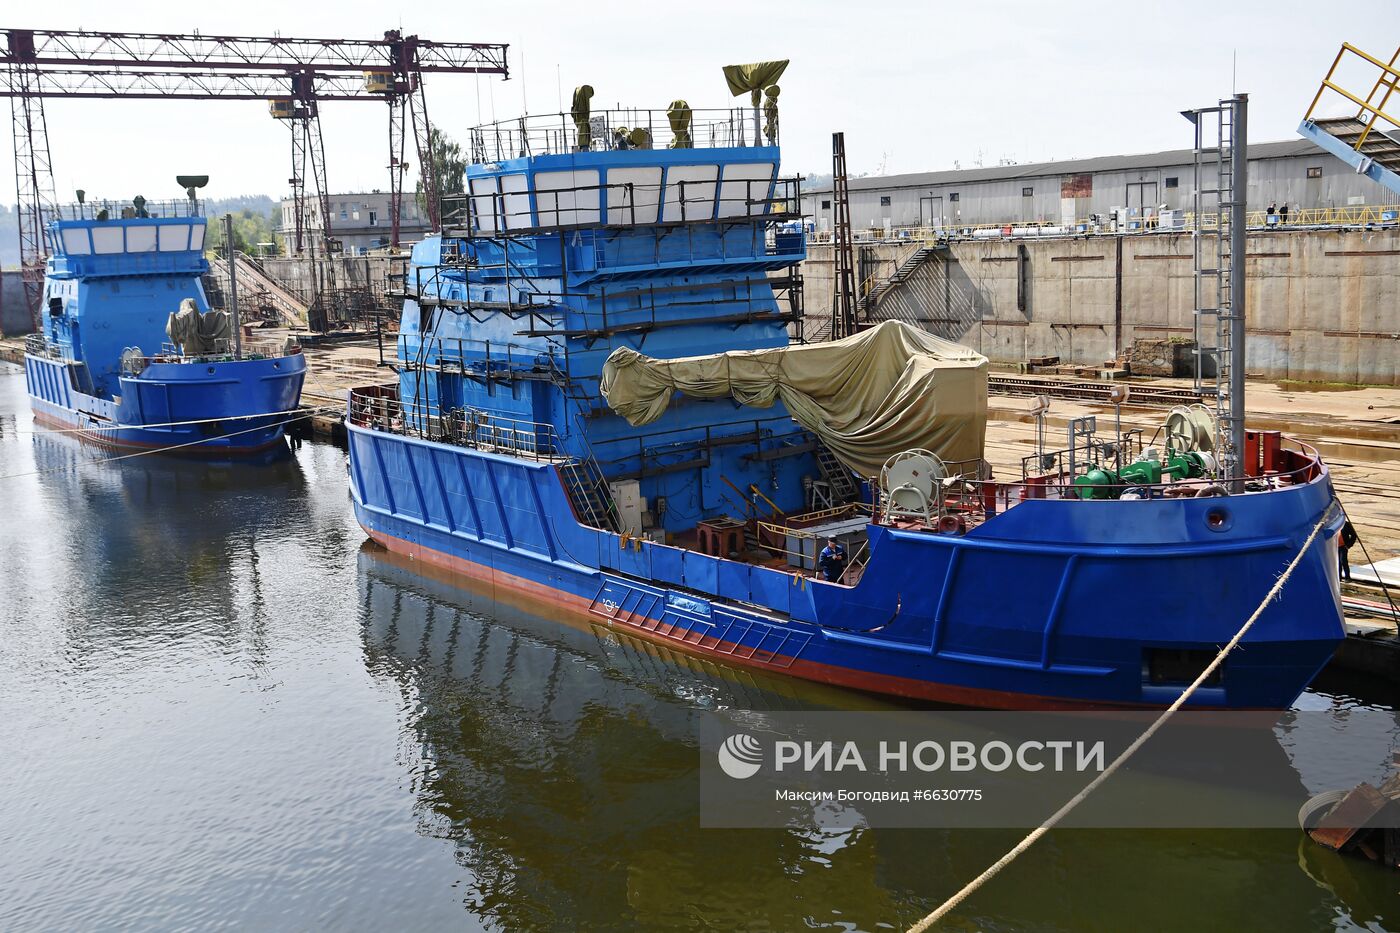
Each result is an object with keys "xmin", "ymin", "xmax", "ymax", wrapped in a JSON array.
[
  {"xmin": 600, "ymin": 320, "xmax": 988, "ymax": 477},
  {"xmin": 166, "ymin": 298, "xmax": 231, "ymax": 356}
]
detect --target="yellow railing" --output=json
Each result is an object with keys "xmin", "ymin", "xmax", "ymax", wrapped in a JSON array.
[
  {"xmin": 808, "ymin": 203, "xmax": 1400, "ymax": 248},
  {"xmin": 755, "ymin": 503, "xmax": 874, "ymax": 582},
  {"xmin": 1305, "ymin": 42, "xmax": 1400, "ymax": 150},
  {"xmin": 1201, "ymin": 203, "xmax": 1400, "ymax": 228}
]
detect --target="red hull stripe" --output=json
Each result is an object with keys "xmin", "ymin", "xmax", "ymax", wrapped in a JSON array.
[
  {"xmin": 363, "ymin": 524, "xmax": 1163, "ymax": 711},
  {"xmin": 32, "ymin": 408, "xmax": 287, "ymax": 457}
]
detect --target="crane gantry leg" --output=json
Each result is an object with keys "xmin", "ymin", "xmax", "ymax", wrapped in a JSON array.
[
  {"xmin": 7, "ymin": 53, "xmax": 60, "ymax": 331},
  {"xmin": 387, "ymin": 94, "xmax": 407, "ymax": 248}
]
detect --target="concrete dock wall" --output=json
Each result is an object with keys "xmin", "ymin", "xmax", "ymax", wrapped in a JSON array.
[
  {"xmin": 1, "ymin": 270, "xmax": 33, "ymax": 336},
  {"xmin": 802, "ymin": 227, "xmax": 1400, "ymax": 385}
]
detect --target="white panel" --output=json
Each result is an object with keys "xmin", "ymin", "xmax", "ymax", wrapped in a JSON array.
[
  {"xmin": 91, "ymin": 226, "xmax": 124, "ymax": 254},
  {"xmin": 126, "ymin": 225, "xmax": 158, "ymax": 253},
  {"xmin": 662, "ymin": 165, "xmax": 718, "ymax": 222},
  {"xmin": 190, "ymin": 223, "xmax": 206, "ymax": 250},
  {"xmin": 469, "ymin": 176, "xmax": 501, "ymax": 234},
  {"xmin": 158, "ymin": 224, "xmax": 190, "ymax": 252},
  {"xmin": 535, "ymin": 170, "xmax": 601, "ymax": 227},
  {"xmin": 606, "ymin": 167, "xmax": 662, "ymax": 225},
  {"xmin": 499, "ymin": 173, "xmax": 532, "ymax": 230},
  {"xmin": 61, "ymin": 228, "xmax": 92, "ymax": 255},
  {"xmin": 717, "ymin": 162, "xmax": 776, "ymax": 218}
]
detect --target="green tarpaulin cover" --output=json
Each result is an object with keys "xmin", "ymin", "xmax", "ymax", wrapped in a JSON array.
[{"xmin": 722, "ymin": 60, "xmax": 790, "ymax": 105}]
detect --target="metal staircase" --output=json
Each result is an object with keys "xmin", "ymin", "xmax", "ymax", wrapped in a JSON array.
[
  {"xmin": 1299, "ymin": 44, "xmax": 1400, "ymax": 197},
  {"xmin": 206, "ymin": 253, "xmax": 310, "ymax": 326},
  {"xmin": 860, "ymin": 245, "xmax": 942, "ymax": 315},
  {"xmin": 559, "ymin": 455, "xmax": 621, "ymax": 532},
  {"xmin": 814, "ymin": 442, "xmax": 860, "ymax": 503}
]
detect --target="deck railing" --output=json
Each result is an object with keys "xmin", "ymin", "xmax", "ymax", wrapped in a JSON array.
[
  {"xmin": 119, "ymin": 339, "xmax": 301, "ymax": 375},
  {"xmin": 348, "ymin": 385, "xmax": 564, "ymax": 462},
  {"xmin": 469, "ymin": 107, "xmax": 778, "ymax": 163},
  {"xmin": 52, "ymin": 197, "xmax": 205, "ymax": 222},
  {"xmin": 442, "ymin": 175, "xmax": 803, "ymax": 239},
  {"xmin": 24, "ymin": 334, "xmax": 63, "ymax": 359}
]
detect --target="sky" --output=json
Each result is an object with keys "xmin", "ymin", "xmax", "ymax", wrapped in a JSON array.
[{"xmin": 9, "ymin": 0, "xmax": 1400, "ymax": 205}]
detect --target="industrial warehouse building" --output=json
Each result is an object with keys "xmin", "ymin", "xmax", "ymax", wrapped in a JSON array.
[
  {"xmin": 801, "ymin": 139, "xmax": 1391, "ymax": 233},
  {"xmin": 276, "ymin": 191, "xmax": 432, "ymax": 256}
]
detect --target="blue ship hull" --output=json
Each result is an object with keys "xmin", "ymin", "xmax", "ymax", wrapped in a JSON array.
[
  {"xmin": 28, "ymin": 200, "xmax": 307, "ymax": 458},
  {"xmin": 348, "ymin": 421, "xmax": 1345, "ymax": 710},
  {"xmin": 25, "ymin": 351, "xmax": 306, "ymax": 456}
]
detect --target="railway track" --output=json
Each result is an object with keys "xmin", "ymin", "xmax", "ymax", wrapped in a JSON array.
[{"xmin": 989, "ymin": 374, "xmax": 1206, "ymax": 408}]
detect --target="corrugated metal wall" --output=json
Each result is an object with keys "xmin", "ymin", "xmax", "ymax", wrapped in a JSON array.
[{"xmin": 804, "ymin": 153, "xmax": 1387, "ymax": 230}]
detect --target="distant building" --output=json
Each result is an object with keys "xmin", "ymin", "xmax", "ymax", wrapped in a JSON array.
[
  {"xmin": 801, "ymin": 139, "xmax": 1390, "ymax": 232},
  {"xmin": 276, "ymin": 191, "xmax": 431, "ymax": 256}
]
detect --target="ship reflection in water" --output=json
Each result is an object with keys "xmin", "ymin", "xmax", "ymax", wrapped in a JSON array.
[
  {"xmin": 356, "ymin": 545, "xmax": 1400, "ymax": 931},
  {"xmin": 2, "ymin": 366, "xmax": 1396, "ymax": 932}
]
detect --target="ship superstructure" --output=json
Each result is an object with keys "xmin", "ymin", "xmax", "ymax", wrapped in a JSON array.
[
  {"xmin": 24, "ymin": 196, "xmax": 306, "ymax": 455},
  {"xmin": 346, "ymin": 97, "xmax": 1345, "ymax": 709}
]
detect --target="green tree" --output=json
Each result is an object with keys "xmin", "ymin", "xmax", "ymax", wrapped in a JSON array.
[
  {"xmin": 205, "ymin": 207, "xmax": 282, "ymax": 257},
  {"xmin": 416, "ymin": 128, "xmax": 467, "ymax": 225}
]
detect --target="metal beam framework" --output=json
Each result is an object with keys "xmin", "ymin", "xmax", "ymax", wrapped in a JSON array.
[
  {"xmin": 1, "ymin": 28, "xmax": 509, "ymax": 74},
  {"xmin": 0, "ymin": 67, "xmax": 376, "ymax": 100},
  {"xmin": 7, "ymin": 56, "xmax": 59, "ymax": 331},
  {"xmin": 2, "ymin": 27, "xmax": 509, "ymax": 324}
]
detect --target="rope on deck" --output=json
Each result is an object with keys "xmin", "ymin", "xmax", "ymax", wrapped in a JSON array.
[{"xmin": 907, "ymin": 505, "xmax": 1336, "ymax": 933}]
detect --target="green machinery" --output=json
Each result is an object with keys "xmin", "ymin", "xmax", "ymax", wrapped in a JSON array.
[
  {"xmin": 1072, "ymin": 450, "xmax": 1214, "ymax": 500},
  {"xmin": 1072, "ymin": 404, "xmax": 1219, "ymax": 500}
]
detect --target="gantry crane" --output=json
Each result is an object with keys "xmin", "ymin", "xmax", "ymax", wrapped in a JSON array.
[{"xmin": 2, "ymin": 27, "xmax": 508, "ymax": 329}]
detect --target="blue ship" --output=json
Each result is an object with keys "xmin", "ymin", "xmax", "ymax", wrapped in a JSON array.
[
  {"xmin": 346, "ymin": 101, "xmax": 1344, "ymax": 709},
  {"xmin": 24, "ymin": 198, "xmax": 306, "ymax": 457}
]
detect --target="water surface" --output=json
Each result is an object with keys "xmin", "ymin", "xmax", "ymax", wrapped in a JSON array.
[{"xmin": 1, "ymin": 364, "xmax": 1396, "ymax": 932}]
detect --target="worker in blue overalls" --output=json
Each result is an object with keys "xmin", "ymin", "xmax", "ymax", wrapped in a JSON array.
[{"xmin": 817, "ymin": 537, "xmax": 848, "ymax": 583}]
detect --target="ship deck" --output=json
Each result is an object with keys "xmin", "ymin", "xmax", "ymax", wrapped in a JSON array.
[{"xmin": 5, "ymin": 330, "xmax": 1397, "ymax": 558}]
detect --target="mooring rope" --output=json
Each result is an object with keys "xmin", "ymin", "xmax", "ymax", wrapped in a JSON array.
[
  {"xmin": 0, "ymin": 408, "xmax": 338, "ymax": 481},
  {"xmin": 1335, "ymin": 498, "xmax": 1400, "ymax": 626},
  {"xmin": 4, "ymin": 405, "xmax": 331, "ymax": 436},
  {"xmin": 907, "ymin": 505, "xmax": 1335, "ymax": 933}
]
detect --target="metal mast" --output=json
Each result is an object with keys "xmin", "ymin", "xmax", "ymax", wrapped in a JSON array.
[
  {"xmin": 830, "ymin": 131, "xmax": 857, "ymax": 341},
  {"xmin": 1186, "ymin": 93, "xmax": 1248, "ymax": 489}
]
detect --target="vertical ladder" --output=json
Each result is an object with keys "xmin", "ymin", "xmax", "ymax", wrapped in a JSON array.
[
  {"xmin": 1189, "ymin": 99, "xmax": 1243, "ymax": 482},
  {"xmin": 830, "ymin": 131, "xmax": 857, "ymax": 341}
]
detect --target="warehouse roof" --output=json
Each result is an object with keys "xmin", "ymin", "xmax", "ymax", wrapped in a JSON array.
[{"xmin": 805, "ymin": 139, "xmax": 1325, "ymax": 195}]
